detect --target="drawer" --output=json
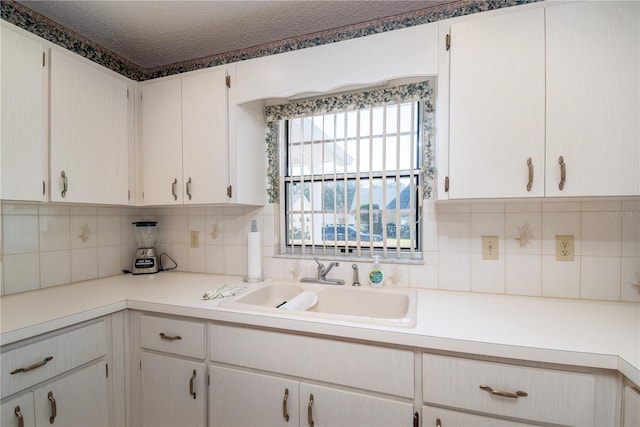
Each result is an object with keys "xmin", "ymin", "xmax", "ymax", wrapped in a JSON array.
[
  {"xmin": 210, "ymin": 324, "xmax": 414, "ymax": 398},
  {"xmin": 422, "ymin": 353, "xmax": 596, "ymax": 426},
  {"xmin": 140, "ymin": 315, "xmax": 205, "ymax": 359},
  {"xmin": 1, "ymin": 320, "xmax": 107, "ymax": 399}
]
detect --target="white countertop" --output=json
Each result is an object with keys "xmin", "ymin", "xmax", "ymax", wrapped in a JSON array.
[{"xmin": 1, "ymin": 271, "xmax": 639, "ymax": 386}]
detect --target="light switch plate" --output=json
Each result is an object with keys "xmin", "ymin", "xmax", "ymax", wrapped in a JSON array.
[
  {"xmin": 555, "ymin": 235, "xmax": 574, "ymax": 261},
  {"xmin": 481, "ymin": 236, "xmax": 499, "ymax": 260}
]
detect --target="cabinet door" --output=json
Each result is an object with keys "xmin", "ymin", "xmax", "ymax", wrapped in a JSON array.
[
  {"xmin": 1, "ymin": 25, "xmax": 48, "ymax": 202},
  {"xmin": 141, "ymin": 78, "xmax": 183, "ymax": 205},
  {"xmin": 300, "ymin": 383, "xmax": 413, "ymax": 427},
  {"xmin": 546, "ymin": 2, "xmax": 640, "ymax": 197},
  {"xmin": 33, "ymin": 361, "xmax": 109, "ymax": 426},
  {"xmin": 182, "ymin": 69, "xmax": 229, "ymax": 204},
  {"xmin": 624, "ymin": 386, "xmax": 640, "ymax": 427},
  {"xmin": 422, "ymin": 406, "xmax": 536, "ymax": 427},
  {"xmin": 447, "ymin": 8, "xmax": 545, "ymax": 198},
  {"xmin": 209, "ymin": 365, "xmax": 299, "ymax": 426},
  {"xmin": 140, "ymin": 351, "xmax": 206, "ymax": 427},
  {"xmin": 1, "ymin": 393, "xmax": 35, "ymax": 427},
  {"xmin": 50, "ymin": 50, "xmax": 128, "ymax": 204}
]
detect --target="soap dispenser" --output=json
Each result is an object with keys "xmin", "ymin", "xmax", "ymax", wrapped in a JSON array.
[{"xmin": 368, "ymin": 255, "xmax": 384, "ymax": 288}]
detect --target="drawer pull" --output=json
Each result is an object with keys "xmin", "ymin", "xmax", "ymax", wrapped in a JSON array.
[
  {"xmin": 436, "ymin": 418, "xmax": 441, "ymax": 427},
  {"xmin": 159, "ymin": 333, "xmax": 182, "ymax": 341},
  {"xmin": 48, "ymin": 391, "xmax": 57, "ymax": 423},
  {"xmin": 479, "ymin": 384, "xmax": 528, "ymax": 399},
  {"xmin": 10, "ymin": 356, "xmax": 54, "ymax": 374},
  {"xmin": 282, "ymin": 388, "xmax": 290, "ymax": 422},
  {"xmin": 14, "ymin": 406, "xmax": 24, "ymax": 427},
  {"xmin": 189, "ymin": 369, "xmax": 197, "ymax": 399},
  {"xmin": 307, "ymin": 393, "xmax": 314, "ymax": 427}
]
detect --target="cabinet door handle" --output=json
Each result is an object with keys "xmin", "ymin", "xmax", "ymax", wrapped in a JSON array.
[
  {"xmin": 186, "ymin": 177, "xmax": 192, "ymax": 200},
  {"xmin": 159, "ymin": 332, "xmax": 182, "ymax": 341},
  {"xmin": 171, "ymin": 178, "xmax": 178, "ymax": 201},
  {"xmin": 436, "ymin": 418, "xmax": 441, "ymax": 427},
  {"xmin": 48, "ymin": 391, "xmax": 57, "ymax": 423},
  {"xmin": 11, "ymin": 356, "xmax": 54, "ymax": 374},
  {"xmin": 479, "ymin": 384, "xmax": 528, "ymax": 399},
  {"xmin": 558, "ymin": 156, "xmax": 566, "ymax": 190},
  {"xmin": 307, "ymin": 393, "xmax": 314, "ymax": 427},
  {"xmin": 413, "ymin": 411, "xmax": 419, "ymax": 427},
  {"xmin": 189, "ymin": 369, "xmax": 197, "ymax": 399},
  {"xmin": 14, "ymin": 406, "xmax": 24, "ymax": 427},
  {"xmin": 282, "ymin": 388, "xmax": 290, "ymax": 422},
  {"xmin": 526, "ymin": 158, "xmax": 533, "ymax": 192},
  {"xmin": 61, "ymin": 171, "xmax": 68, "ymax": 198}
]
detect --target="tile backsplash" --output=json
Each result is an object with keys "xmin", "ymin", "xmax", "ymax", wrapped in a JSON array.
[{"xmin": 1, "ymin": 199, "xmax": 639, "ymax": 303}]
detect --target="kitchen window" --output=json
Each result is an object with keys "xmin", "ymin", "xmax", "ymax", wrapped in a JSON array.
[{"xmin": 265, "ymin": 80, "xmax": 434, "ymax": 261}]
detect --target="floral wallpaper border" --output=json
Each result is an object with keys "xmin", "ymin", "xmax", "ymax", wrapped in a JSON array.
[
  {"xmin": 265, "ymin": 80, "xmax": 434, "ymax": 204},
  {"xmin": 1, "ymin": 0, "xmax": 539, "ymax": 81}
]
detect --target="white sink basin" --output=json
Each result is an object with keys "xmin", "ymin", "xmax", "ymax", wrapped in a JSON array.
[{"xmin": 218, "ymin": 282, "xmax": 417, "ymax": 328}]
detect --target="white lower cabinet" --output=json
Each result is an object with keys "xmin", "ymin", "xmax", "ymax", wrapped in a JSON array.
[
  {"xmin": 140, "ymin": 352, "xmax": 206, "ymax": 427},
  {"xmin": 422, "ymin": 406, "xmax": 536, "ymax": 427},
  {"xmin": 209, "ymin": 366, "xmax": 299, "ymax": 426},
  {"xmin": 0, "ymin": 317, "xmax": 113, "ymax": 427},
  {"xmin": 133, "ymin": 313, "xmax": 207, "ymax": 427}
]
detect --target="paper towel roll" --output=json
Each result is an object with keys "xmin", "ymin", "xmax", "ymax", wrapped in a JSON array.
[
  {"xmin": 280, "ymin": 291, "xmax": 318, "ymax": 311},
  {"xmin": 246, "ymin": 231, "xmax": 262, "ymax": 281}
]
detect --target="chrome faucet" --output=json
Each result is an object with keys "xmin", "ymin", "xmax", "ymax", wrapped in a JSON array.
[{"xmin": 300, "ymin": 257, "xmax": 345, "ymax": 285}]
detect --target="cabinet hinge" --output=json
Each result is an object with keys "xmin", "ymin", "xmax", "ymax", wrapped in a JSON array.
[
  {"xmin": 445, "ymin": 34, "xmax": 451, "ymax": 51},
  {"xmin": 226, "ymin": 185, "xmax": 232, "ymax": 198},
  {"xmin": 225, "ymin": 75, "xmax": 231, "ymax": 88},
  {"xmin": 106, "ymin": 363, "xmax": 109, "ymax": 378},
  {"xmin": 42, "ymin": 52, "xmax": 45, "ymax": 67},
  {"xmin": 444, "ymin": 176, "xmax": 450, "ymax": 193}
]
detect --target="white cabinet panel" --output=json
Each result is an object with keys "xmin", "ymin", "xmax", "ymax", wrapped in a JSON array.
[
  {"xmin": 50, "ymin": 50, "xmax": 129, "ymax": 204},
  {"xmin": 624, "ymin": 386, "xmax": 640, "ymax": 427},
  {"xmin": 182, "ymin": 69, "xmax": 229, "ymax": 204},
  {"xmin": 33, "ymin": 361, "xmax": 109, "ymax": 427},
  {"xmin": 423, "ymin": 353, "xmax": 596, "ymax": 426},
  {"xmin": 0, "ymin": 393, "xmax": 35, "ymax": 427},
  {"xmin": 141, "ymin": 78, "xmax": 183, "ymax": 205},
  {"xmin": 1, "ymin": 24, "xmax": 48, "ymax": 202},
  {"xmin": 209, "ymin": 366, "xmax": 299, "ymax": 427},
  {"xmin": 447, "ymin": 8, "xmax": 545, "ymax": 199},
  {"xmin": 140, "ymin": 351, "xmax": 206, "ymax": 427},
  {"xmin": 300, "ymin": 383, "xmax": 414, "ymax": 427},
  {"xmin": 235, "ymin": 23, "xmax": 438, "ymax": 103},
  {"xmin": 422, "ymin": 406, "xmax": 536, "ymax": 427},
  {"xmin": 545, "ymin": 1, "xmax": 640, "ymax": 197}
]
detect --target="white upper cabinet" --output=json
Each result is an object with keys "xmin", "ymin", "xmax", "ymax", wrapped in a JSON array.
[
  {"xmin": 545, "ymin": 1, "xmax": 640, "ymax": 197},
  {"xmin": 446, "ymin": 7, "xmax": 546, "ymax": 199},
  {"xmin": 140, "ymin": 65, "xmax": 265, "ymax": 206},
  {"xmin": 141, "ymin": 78, "xmax": 183, "ymax": 205},
  {"xmin": 50, "ymin": 50, "xmax": 129, "ymax": 204},
  {"xmin": 1, "ymin": 24, "xmax": 48, "ymax": 202},
  {"xmin": 234, "ymin": 23, "xmax": 438, "ymax": 103},
  {"xmin": 440, "ymin": 2, "xmax": 640, "ymax": 200}
]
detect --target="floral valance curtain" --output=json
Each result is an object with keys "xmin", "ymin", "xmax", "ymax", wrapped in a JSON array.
[{"xmin": 264, "ymin": 80, "xmax": 434, "ymax": 204}]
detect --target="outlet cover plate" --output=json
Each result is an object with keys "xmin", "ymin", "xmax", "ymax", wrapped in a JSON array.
[
  {"xmin": 555, "ymin": 235, "xmax": 574, "ymax": 261},
  {"xmin": 481, "ymin": 236, "xmax": 499, "ymax": 260}
]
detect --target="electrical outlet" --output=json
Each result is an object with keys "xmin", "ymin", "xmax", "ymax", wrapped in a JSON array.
[
  {"xmin": 481, "ymin": 236, "xmax": 499, "ymax": 260},
  {"xmin": 190, "ymin": 231, "xmax": 200, "ymax": 248},
  {"xmin": 555, "ymin": 235, "xmax": 574, "ymax": 261}
]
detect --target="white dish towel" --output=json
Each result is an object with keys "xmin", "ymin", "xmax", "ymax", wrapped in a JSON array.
[{"xmin": 280, "ymin": 291, "xmax": 318, "ymax": 311}]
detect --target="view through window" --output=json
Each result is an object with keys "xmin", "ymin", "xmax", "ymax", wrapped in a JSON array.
[{"xmin": 284, "ymin": 99, "xmax": 423, "ymax": 259}]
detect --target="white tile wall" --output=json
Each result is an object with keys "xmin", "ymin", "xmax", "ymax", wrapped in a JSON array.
[{"xmin": 1, "ymin": 199, "xmax": 639, "ymax": 304}]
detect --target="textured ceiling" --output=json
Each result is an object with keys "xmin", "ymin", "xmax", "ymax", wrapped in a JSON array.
[{"xmin": 17, "ymin": 1, "xmax": 453, "ymax": 69}]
